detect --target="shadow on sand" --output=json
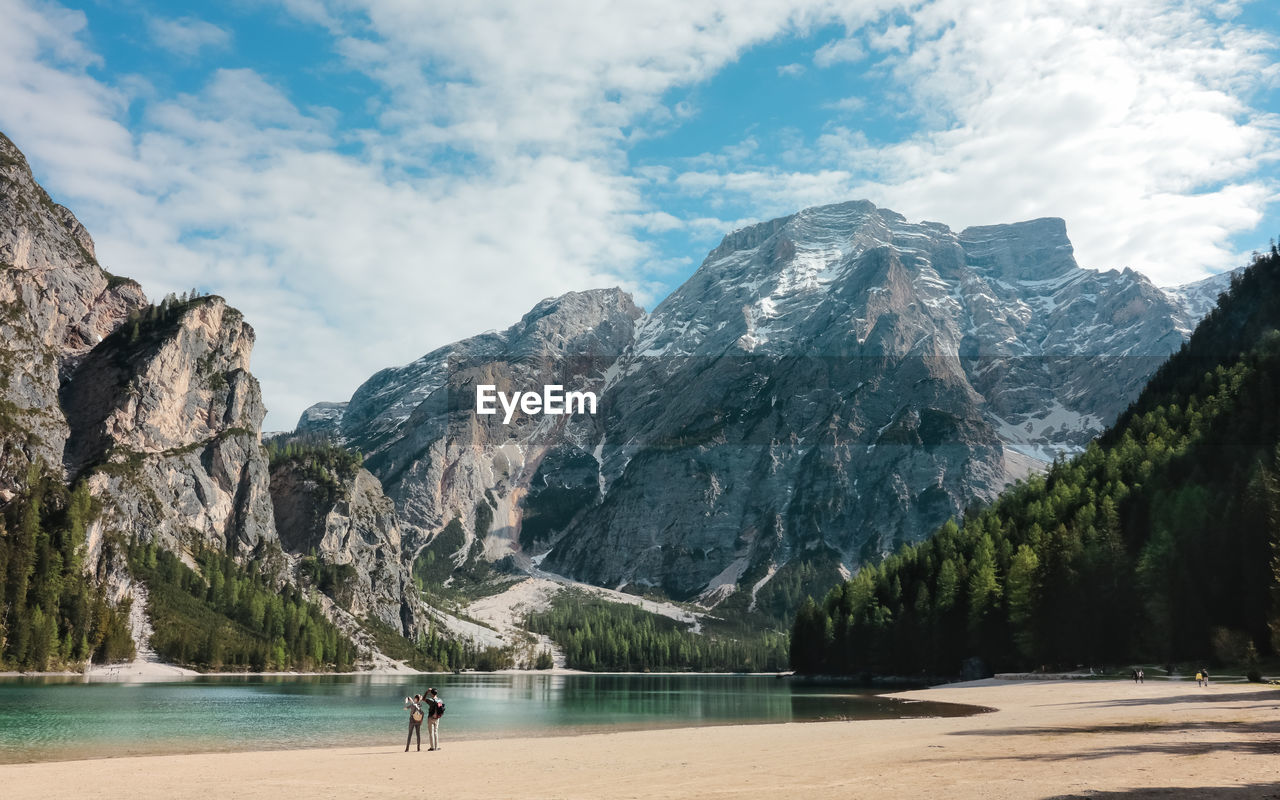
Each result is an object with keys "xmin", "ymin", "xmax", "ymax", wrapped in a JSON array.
[
  {"xmin": 1044, "ymin": 784, "xmax": 1280, "ymax": 799},
  {"xmin": 939, "ymin": 716, "xmax": 1280, "ymax": 761},
  {"xmin": 1036, "ymin": 688, "xmax": 1280, "ymax": 709}
]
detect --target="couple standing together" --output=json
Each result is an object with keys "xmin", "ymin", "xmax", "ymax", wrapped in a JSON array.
[{"xmin": 405, "ymin": 688, "xmax": 445, "ymax": 752}]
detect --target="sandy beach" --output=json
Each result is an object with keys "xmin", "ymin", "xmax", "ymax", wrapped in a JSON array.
[{"xmin": 4, "ymin": 679, "xmax": 1279, "ymax": 799}]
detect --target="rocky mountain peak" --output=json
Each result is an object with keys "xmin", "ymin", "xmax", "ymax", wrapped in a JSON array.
[
  {"xmin": 1167, "ymin": 267, "xmax": 1241, "ymax": 325},
  {"xmin": 0, "ymin": 137, "xmax": 147, "ymax": 355},
  {"xmin": 510, "ymin": 287, "xmax": 644, "ymax": 355},
  {"xmin": 959, "ymin": 217, "xmax": 1077, "ymax": 282},
  {"xmin": 1, "ymin": 133, "xmax": 97, "ymax": 264},
  {"xmin": 325, "ymin": 286, "xmax": 642, "ymax": 447}
]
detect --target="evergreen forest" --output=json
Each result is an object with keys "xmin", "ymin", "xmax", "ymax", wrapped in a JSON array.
[
  {"xmin": 526, "ymin": 592, "xmax": 789, "ymax": 672},
  {"xmin": 0, "ymin": 473, "xmax": 134, "ymax": 670},
  {"xmin": 792, "ymin": 245, "xmax": 1280, "ymax": 676},
  {"xmin": 125, "ymin": 539, "xmax": 356, "ymax": 671}
]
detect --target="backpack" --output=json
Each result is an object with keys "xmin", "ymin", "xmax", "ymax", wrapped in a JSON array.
[
  {"xmin": 433, "ymin": 698, "xmax": 445, "ymax": 717},
  {"xmin": 410, "ymin": 705, "xmax": 424, "ymax": 723}
]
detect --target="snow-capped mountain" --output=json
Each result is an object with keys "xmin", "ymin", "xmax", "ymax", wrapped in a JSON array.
[
  {"xmin": 1165, "ymin": 267, "xmax": 1241, "ymax": 327},
  {"xmin": 300, "ymin": 200, "xmax": 1230, "ymax": 615}
]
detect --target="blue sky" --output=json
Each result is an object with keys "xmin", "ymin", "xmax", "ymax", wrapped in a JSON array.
[{"xmin": 2, "ymin": 0, "xmax": 1277, "ymax": 428}]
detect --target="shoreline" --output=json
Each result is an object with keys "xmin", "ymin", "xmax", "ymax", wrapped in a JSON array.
[
  {"xmin": 4, "ymin": 680, "xmax": 1280, "ymax": 798},
  {"xmin": 0, "ymin": 664, "xmax": 794, "ymax": 681},
  {"xmin": 0, "ymin": 704, "xmax": 979, "ymax": 767}
]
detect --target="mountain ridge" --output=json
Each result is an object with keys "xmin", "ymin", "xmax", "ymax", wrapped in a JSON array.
[{"xmin": 298, "ymin": 199, "xmax": 1229, "ymax": 618}]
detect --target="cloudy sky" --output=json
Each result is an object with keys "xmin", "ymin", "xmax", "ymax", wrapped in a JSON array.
[{"xmin": 2, "ymin": 0, "xmax": 1277, "ymax": 428}]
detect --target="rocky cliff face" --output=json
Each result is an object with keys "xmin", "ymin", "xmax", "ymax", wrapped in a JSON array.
[
  {"xmin": 303, "ymin": 289, "xmax": 643, "ymax": 568},
  {"xmin": 0, "ymin": 129, "xmax": 278, "ymax": 567},
  {"xmin": 0, "ymin": 132, "xmax": 146, "ymax": 497},
  {"xmin": 269, "ymin": 453, "xmax": 415, "ymax": 632},
  {"xmin": 60, "ymin": 296, "xmax": 277, "ymax": 557},
  {"xmin": 302, "ymin": 200, "xmax": 1220, "ymax": 615}
]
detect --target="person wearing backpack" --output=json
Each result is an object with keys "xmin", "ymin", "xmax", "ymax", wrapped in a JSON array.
[
  {"xmin": 404, "ymin": 694, "xmax": 425, "ymax": 752},
  {"xmin": 425, "ymin": 687, "xmax": 445, "ymax": 751}
]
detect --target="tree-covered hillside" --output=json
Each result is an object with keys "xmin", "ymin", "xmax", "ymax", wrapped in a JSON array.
[
  {"xmin": 792, "ymin": 245, "xmax": 1280, "ymax": 676},
  {"xmin": 525, "ymin": 592, "xmax": 789, "ymax": 673},
  {"xmin": 0, "ymin": 473, "xmax": 135, "ymax": 670},
  {"xmin": 125, "ymin": 539, "xmax": 356, "ymax": 671}
]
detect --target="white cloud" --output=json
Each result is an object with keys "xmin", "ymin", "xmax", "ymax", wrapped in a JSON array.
[
  {"xmin": 679, "ymin": 0, "xmax": 1279, "ymax": 286},
  {"xmin": 777, "ymin": 62, "xmax": 806, "ymax": 77},
  {"xmin": 823, "ymin": 96, "xmax": 866, "ymax": 113},
  {"xmin": 325, "ymin": 0, "xmax": 848, "ymax": 163},
  {"xmin": 0, "ymin": 2, "xmax": 143, "ymax": 204},
  {"xmin": 0, "ymin": 0, "xmax": 852, "ymax": 428},
  {"xmin": 3, "ymin": 0, "xmax": 1277, "ymax": 431},
  {"xmin": 814, "ymin": 37, "xmax": 865, "ymax": 67},
  {"xmin": 147, "ymin": 16, "xmax": 232, "ymax": 57},
  {"xmin": 869, "ymin": 23, "xmax": 911, "ymax": 53}
]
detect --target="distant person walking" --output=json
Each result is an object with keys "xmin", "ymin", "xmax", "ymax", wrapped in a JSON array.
[
  {"xmin": 1201, "ymin": 668, "xmax": 1210, "ymax": 687},
  {"xmin": 1195, "ymin": 670, "xmax": 1204, "ymax": 687},
  {"xmin": 425, "ymin": 687, "xmax": 445, "ymax": 751},
  {"xmin": 1137, "ymin": 669, "xmax": 1144, "ymax": 684},
  {"xmin": 405, "ymin": 693, "xmax": 425, "ymax": 752},
  {"xmin": 1132, "ymin": 669, "xmax": 1139, "ymax": 683}
]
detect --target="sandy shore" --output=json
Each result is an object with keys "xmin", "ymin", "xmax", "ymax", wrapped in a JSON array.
[{"xmin": 5, "ymin": 679, "xmax": 1280, "ymax": 799}]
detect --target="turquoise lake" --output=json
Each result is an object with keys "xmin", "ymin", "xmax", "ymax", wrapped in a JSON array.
[{"xmin": 0, "ymin": 673, "xmax": 979, "ymax": 763}]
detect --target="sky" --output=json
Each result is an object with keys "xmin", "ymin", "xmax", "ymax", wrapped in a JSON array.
[{"xmin": 1, "ymin": 0, "xmax": 1278, "ymax": 429}]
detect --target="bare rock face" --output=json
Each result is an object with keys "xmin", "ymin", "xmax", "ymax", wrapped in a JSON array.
[
  {"xmin": 313, "ymin": 288, "xmax": 643, "ymax": 568},
  {"xmin": 0, "ymin": 132, "xmax": 146, "ymax": 494},
  {"xmin": 270, "ymin": 457, "xmax": 416, "ymax": 634},
  {"xmin": 58, "ymin": 297, "xmax": 275, "ymax": 555}
]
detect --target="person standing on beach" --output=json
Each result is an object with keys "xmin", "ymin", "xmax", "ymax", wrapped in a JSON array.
[
  {"xmin": 426, "ymin": 687, "xmax": 444, "ymax": 751},
  {"xmin": 1195, "ymin": 670, "xmax": 1204, "ymax": 687},
  {"xmin": 405, "ymin": 694, "xmax": 425, "ymax": 752},
  {"xmin": 1201, "ymin": 668, "xmax": 1210, "ymax": 686},
  {"xmin": 1137, "ymin": 669, "xmax": 1144, "ymax": 684}
]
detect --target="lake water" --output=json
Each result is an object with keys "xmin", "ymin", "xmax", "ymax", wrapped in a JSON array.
[{"xmin": 0, "ymin": 673, "xmax": 980, "ymax": 763}]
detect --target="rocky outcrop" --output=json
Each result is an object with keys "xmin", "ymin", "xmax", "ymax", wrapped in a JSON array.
[
  {"xmin": 270, "ymin": 453, "xmax": 416, "ymax": 633},
  {"xmin": 1, "ymin": 130, "xmax": 279, "ymax": 563},
  {"xmin": 58, "ymin": 296, "xmax": 276, "ymax": 556},
  {"xmin": 296, "ymin": 402, "xmax": 348, "ymax": 435}
]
